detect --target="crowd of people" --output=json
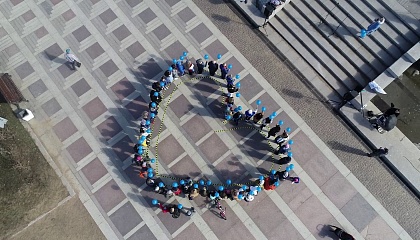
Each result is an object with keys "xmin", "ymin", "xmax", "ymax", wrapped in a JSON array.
[{"xmin": 132, "ymin": 52, "xmax": 299, "ymax": 219}]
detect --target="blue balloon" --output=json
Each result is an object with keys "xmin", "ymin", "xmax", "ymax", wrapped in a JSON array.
[
  {"xmin": 271, "ymin": 170, "xmax": 276, "ymax": 175},
  {"xmin": 226, "ymin": 179, "xmax": 232, "ymax": 185},
  {"xmin": 218, "ymin": 186, "xmax": 224, "ymax": 191},
  {"xmin": 288, "ymin": 140, "xmax": 294, "ymax": 145},
  {"xmin": 178, "ymin": 203, "xmax": 183, "ymax": 209},
  {"xmin": 152, "ymin": 199, "xmax": 158, "ymax": 205},
  {"xmin": 235, "ymin": 74, "xmax": 240, "ymax": 79},
  {"xmin": 183, "ymin": 51, "xmax": 188, "ymax": 57},
  {"xmin": 217, "ymin": 54, "xmax": 222, "ymax": 59},
  {"xmin": 272, "ymin": 112, "xmax": 277, "ymax": 117},
  {"xmin": 235, "ymin": 82, "xmax": 241, "ymax": 88},
  {"xmin": 154, "ymin": 92, "xmax": 159, "ymax": 97},
  {"xmin": 204, "ymin": 54, "xmax": 209, "ymax": 60},
  {"xmin": 286, "ymin": 127, "xmax": 291, "ymax": 132},
  {"xmin": 259, "ymin": 175, "xmax": 264, "ymax": 180},
  {"xmin": 236, "ymin": 93, "xmax": 241, "ymax": 98},
  {"xmin": 159, "ymin": 182, "xmax": 164, "ymax": 187},
  {"xmin": 289, "ymin": 164, "xmax": 295, "ymax": 170},
  {"xmin": 262, "ymin": 107, "xmax": 266, "ymax": 112},
  {"xmin": 138, "ymin": 139, "xmax": 144, "ymax": 144},
  {"xmin": 151, "ymin": 102, "xmax": 157, "ymax": 108},
  {"xmin": 146, "ymin": 120, "xmax": 150, "ymax": 125},
  {"xmin": 226, "ymin": 115, "xmax": 232, "ymax": 120},
  {"xmin": 172, "ymin": 182, "xmax": 178, "ymax": 188},
  {"xmin": 148, "ymin": 172, "xmax": 154, "ymax": 178},
  {"xmin": 278, "ymin": 120, "xmax": 284, "ymax": 126},
  {"xmin": 237, "ymin": 106, "xmax": 242, "ymax": 111},
  {"xmin": 288, "ymin": 152, "xmax": 293, "ymax": 157},
  {"xmin": 151, "ymin": 158, "xmax": 156, "ymax": 163},
  {"xmin": 234, "ymin": 108, "xmax": 239, "ymax": 112},
  {"xmin": 269, "ymin": 115, "xmax": 274, "ymax": 120},
  {"xmin": 285, "ymin": 167, "xmax": 291, "ymax": 172},
  {"xmin": 160, "ymin": 82, "xmax": 165, "ymax": 87},
  {"xmin": 172, "ymin": 59, "xmax": 177, "ymax": 64},
  {"xmin": 147, "ymin": 129, "xmax": 151, "ymax": 133},
  {"xmin": 214, "ymin": 192, "xmax": 220, "ymax": 197},
  {"xmin": 138, "ymin": 148, "xmax": 143, "ymax": 154},
  {"xmin": 256, "ymin": 100, "xmax": 262, "ymax": 105},
  {"xmin": 242, "ymin": 185, "xmax": 248, "ymax": 190},
  {"xmin": 238, "ymin": 194, "xmax": 243, "ymax": 199},
  {"xmin": 227, "ymin": 64, "xmax": 232, "ymax": 69},
  {"xmin": 193, "ymin": 183, "xmax": 198, "ymax": 189},
  {"xmin": 207, "ymin": 180, "xmax": 212, "ymax": 186},
  {"xmin": 180, "ymin": 56, "xmax": 184, "ymax": 60},
  {"xmin": 169, "ymin": 67, "xmax": 173, "ymax": 71},
  {"xmin": 199, "ymin": 180, "xmax": 205, "ymax": 185},
  {"xmin": 150, "ymin": 113, "xmax": 155, "ymax": 118},
  {"xmin": 180, "ymin": 180, "xmax": 185, "ymax": 185},
  {"xmin": 147, "ymin": 168, "xmax": 153, "ymax": 173},
  {"xmin": 257, "ymin": 186, "xmax": 261, "ymax": 192},
  {"xmin": 141, "ymin": 135, "xmax": 146, "ymax": 140},
  {"xmin": 274, "ymin": 181, "xmax": 280, "ymax": 187}
]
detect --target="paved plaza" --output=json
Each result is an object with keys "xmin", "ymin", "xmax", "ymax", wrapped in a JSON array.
[{"xmin": 0, "ymin": 0, "xmax": 418, "ymax": 239}]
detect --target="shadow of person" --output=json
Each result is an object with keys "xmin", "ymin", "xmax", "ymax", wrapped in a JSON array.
[{"xmin": 317, "ymin": 224, "xmax": 339, "ymax": 239}]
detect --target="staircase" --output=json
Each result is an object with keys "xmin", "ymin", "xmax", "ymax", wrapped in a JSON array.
[{"xmin": 266, "ymin": 0, "xmax": 420, "ymax": 98}]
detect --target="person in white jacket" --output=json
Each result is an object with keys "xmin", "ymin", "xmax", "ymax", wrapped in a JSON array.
[{"xmin": 64, "ymin": 48, "xmax": 81, "ymax": 70}]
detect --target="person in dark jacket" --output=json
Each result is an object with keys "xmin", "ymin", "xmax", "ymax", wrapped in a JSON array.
[
  {"xmin": 260, "ymin": 116, "xmax": 273, "ymax": 130},
  {"xmin": 232, "ymin": 111, "xmax": 243, "ymax": 126},
  {"xmin": 253, "ymin": 112, "xmax": 264, "ymax": 124},
  {"xmin": 383, "ymin": 103, "xmax": 400, "ymax": 118},
  {"xmin": 267, "ymin": 124, "xmax": 281, "ymax": 138},
  {"xmin": 196, "ymin": 58, "xmax": 206, "ymax": 74},
  {"xmin": 367, "ymin": 147, "xmax": 388, "ymax": 157},
  {"xmin": 329, "ymin": 225, "xmax": 355, "ymax": 240},
  {"xmin": 208, "ymin": 60, "xmax": 218, "ymax": 76},
  {"xmin": 220, "ymin": 63, "xmax": 230, "ymax": 79}
]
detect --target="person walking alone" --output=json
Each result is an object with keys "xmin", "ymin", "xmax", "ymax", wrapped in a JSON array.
[
  {"xmin": 367, "ymin": 147, "xmax": 388, "ymax": 157},
  {"xmin": 64, "ymin": 48, "xmax": 81, "ymax": 70}
]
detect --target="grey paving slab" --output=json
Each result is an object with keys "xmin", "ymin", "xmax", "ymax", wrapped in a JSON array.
[
  {"xmin": 124, "ymin": 165, "xmax": 146, "ymax": 188},
  {"xmin": 137, "ymin": 58, "xmax": 163, "ymax": 80},
  {"xmin": 109, "ymin": 201, "xmax": 142, "ymax": 236},
  {"xmin": 204, "ymin": 39, "xmax": 229, "ymax": 60},
  {"xmin": 174, "ymin": 223, "xmax": 206, "ymax": 240},
  {"xmin": 192, "ymin": 76, "xmax": 221, "ymax": 99},
  {"xmin": 152, "ymin": 24, "xmax": 171, "ymax": 41},
  {"xmin": 44, "ymin": 43, "xmax": 63, "ymax": 61},
  {"xmin": 276, "ymin": 176, "xmax": 313, "ymax": 211},
  {"xmin": 242, "ymin": 131, "xmax": 272, "ymax": 163},
  {"xmin": 251, "ymin": 92, "xmax": 280, "ymax": 114},
  {"xmin": 99, "ymin": 60, "xmax": 119, "ymax": 78},
  {"xmin": 182, "ymin": 114, "xmax": 212, "ymax": 143},
  {"xmin": 57, "ymin": 64, "xmax": 76, "ymax": 79},
  {"xmin": 85, "ymin": 42, "xmax": 105, "ymax": 60},
  {"xmin": 138, "ymin": 8, "xmax": 157, "ymax": 24},
  {"xmin": 170, "ymin": 154, "xmax": 201, "ymax": 179},
  {"xmin": 80, "ymin": 158, "xmax": 108, "ymax": 185},
  {"xmin": 127, "ymin": 224, "xmax": 157, "ymax": 240},
  {"xmin": 82, "ymin": 97, "xmax": 108, "ymax": 121},
  {"xmin": 111, "ymin": 135, "xmax": 133, "ymax": 162},
  {"xmin": 165, "ymin": 0, "xmax": 180, "ymax": 7},
  {"xmin": 93, "ymin": 179, "xmax": 126, "ymax": 213},
  {"xmin": 189, "ymin": 23, "xmax": 213, "ymax": 44},
  {"xmin": 14, "ymin": 61, "xmax": 34, "ymax": 80},
  {"xmin": 276, "ymin": 110, "xmax": 298, "ymax": 134},
  {"xmin": 321, "ymin": 172, "xmax": 358, "ymax": 209},
  {"xmin": 238, "ymin": 74, "xmax": 263, "ymax": 102},
  {"xmin": 214, "ymin": 153, "xmax": 247, "ymax": 182},
  {"xmin": 169, "ymin": 94, "xmax": 194, "ymax": 119},
  {"xmin": 164, "ymin": 41, "xmax": 188, "ymax": 60},
  {"xmin": 157, "ymin": 135, "xmax": 185, "ymax": 165},
  {"xmin": 224, "ymin": 56, "xmax": 245, "ymax": 75},
  {"xmin": 28, "ymin": 79, "xmax": 48, "ymax": 98},
  {"xmin": 302, "ymin": 152, "xmax": 338, "ymax": 186},
  {"xmin": 126, "ymin": 42, "xmax": 146, "ymax": 59},
  {"xmin": 125, "ymin": 95, "xmax": 148, "ymax": 120},
  {"xmin": 73, "ymin": 26, "xmax": 91, "ymax": 43},
  {"xmin": 177, "ymin": 7, "xmax": 196, "ymax": 24},
  {"xmin": 66, "ymin": 137, "xmax": 93, "ymax": 163},
  {"xmin": 113, "ymin": 25, "xmax": 131, "ymax": 42},
  {"xmin": 99, "ymin": 8, "xmax": 117, "ymax": 25},
  {"xmin": 198, "ymin": 133, "xmax": 228, "ymax": 164},
  {"xmin": 110, "ymin": 77, "xmax": 136, "ymax": 101},
  {"xmin": 289, "ymin": 131, "xmax": 321, "ymax": 166},
  {"xmin": 71, "ymin": 78, "xmax": 91, "ymax": 98},
  {"xmin": 96, "ymin": 116, "xmax": 123, "ymax": 141},
  {"xmin": 53, "ymin": 117, "xmax": 78, "ymax": 142},
  {"xmin": 41, "ymin": 98, "xmax": 61, "ymax": 117},
  {"xmin": 341, "ymin": 193, "xmax": 378, "ymax": 232}
]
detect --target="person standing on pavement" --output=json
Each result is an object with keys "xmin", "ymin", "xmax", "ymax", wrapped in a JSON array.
[
  {"xmin": 208, "ymin": 60, "xmax": 218, "ymax": 76},
  {"xmin": 260, "ymin": 116, "xmax": 273, "ymax": 130},
  {"xmin": 196, "ymin": 58, "xmax": 206, "ymax": 74},
  {"xmin": 367, "ymin": 147, "xmax": 388, "ymax": 157},
  {"xmin": 244, "ymin": 109, "xmax": 256, "ymax": 122},
  {"xmin": 64, "ymin": 48, "xmax": 81, "ymax": 70},
  {"xmin": 267, "ymin": 124, "xmax": 281, "ymax": 138},
  {"xmin": 328, "ymin": 225, "xmax": 355, "ymax": 240},
  {"xmin": 232, "ymin": 110, "xmax": 243, "ymax": 126},
  {"xmin": 253, "ymin": 111, "xmax": 264, "ymax": 124},
  {"xmin": 220, "ymin": 63, "xmax": 230, "ymax": 79}
]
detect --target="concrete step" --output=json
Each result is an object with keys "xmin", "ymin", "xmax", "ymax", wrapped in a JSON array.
[
  {"xmin": 269, "ymin": 12, "xmax": 351, "ymax": 95},
  {"xmin": 289, "ymin": 0, "xmax": 378, "ymax": 86},
  {"xmin": 378, "ymin": 0, "xmax": 420, "ymax": 37}
]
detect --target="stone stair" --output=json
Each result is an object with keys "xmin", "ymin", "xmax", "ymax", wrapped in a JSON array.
[{"xmin": 266, "ymin": 0, "xmax": 420, "ymax": 98}]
